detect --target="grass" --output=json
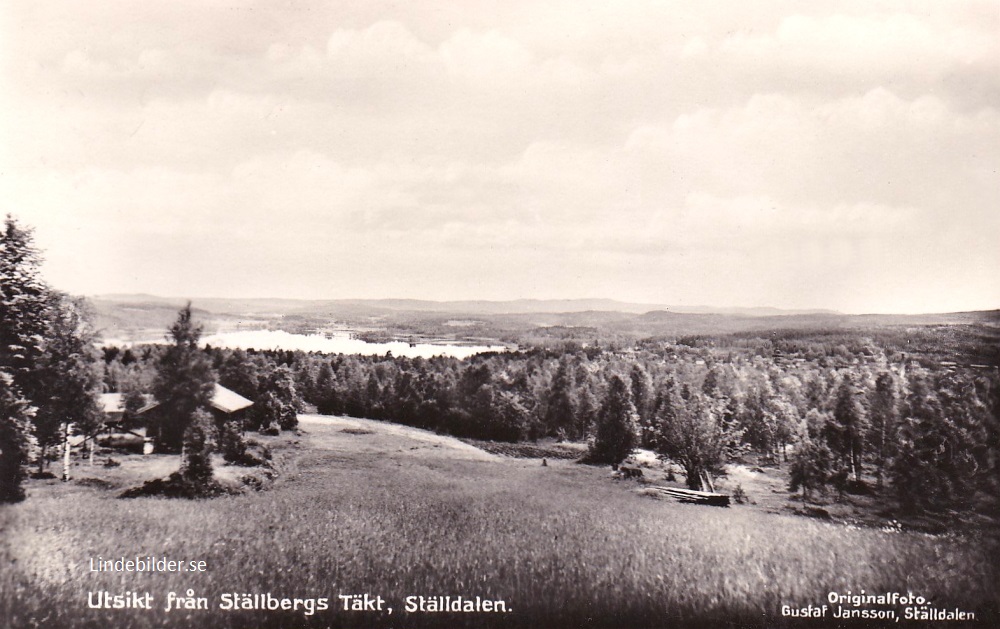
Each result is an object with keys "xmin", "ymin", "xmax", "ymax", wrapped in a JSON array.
[
  {"xmin": 1, "ymin": 417, "xmax": 997, "ymax": 629},
  {"xmin": 460, "ymin": 438, "xmax": 587, "ymax": 460}
]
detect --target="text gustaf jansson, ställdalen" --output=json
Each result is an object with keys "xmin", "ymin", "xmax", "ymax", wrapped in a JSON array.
[{"xmin": 781, "ymin": 590, "xmax": 977, "ymax": 622}]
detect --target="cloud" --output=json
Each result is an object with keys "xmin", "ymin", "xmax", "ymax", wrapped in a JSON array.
[
  {"xmin": 2, "ymin": 1, "xmax": 998, "ymax": 311},
  {"xmin": 722, "ymin": 13, "xmax": 994, "ymax": 69},
  {"xmin": 624, "ymin": 88, "xmax": 1000, "ymax": 212}
]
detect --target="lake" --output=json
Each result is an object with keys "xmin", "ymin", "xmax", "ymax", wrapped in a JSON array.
[{"xmin": 199, "ymin": 329, "xmax": 508, "ymax": 359}]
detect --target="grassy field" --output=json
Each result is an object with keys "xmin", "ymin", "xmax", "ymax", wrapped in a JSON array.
[{"xmin": 1, "ymin": 416, "xmax": 997, "ymax": 629}]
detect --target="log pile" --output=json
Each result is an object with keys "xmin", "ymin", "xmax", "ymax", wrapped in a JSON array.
[{"xmin": 650, "ymin": 486, "xmax": 730, "ymax": 507}]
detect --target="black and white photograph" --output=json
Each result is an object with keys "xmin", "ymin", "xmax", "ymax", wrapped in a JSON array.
[{"xmin": 1, "ymin": 1, "xmax": 998, "ymax": 627}]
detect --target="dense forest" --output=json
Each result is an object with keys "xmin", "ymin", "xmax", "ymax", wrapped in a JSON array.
[{"xmin": 101, "ymin": 329, "xmax": 1000, "ymax": 516}]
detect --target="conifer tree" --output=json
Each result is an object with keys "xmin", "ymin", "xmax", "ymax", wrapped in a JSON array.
[
  {"xmin": 0, "ymin": 216, "xmax": 50, "ymax": 391},
  {"xmin": 181, "ymin": 408, "xmax": 215, "ymax": 485},
  {"xmin": 831, "ymin": 375, "xmax": 869, "ymax": 484},
  {"xmin": 152, "ymin": 304, "xmax": 216, "ymax": 451},
  {"xmin": 868, "ymin": 372, "xmax": 898, "ymax": 489},
  {"xmin": 588, "ymin": 375, "xmax": 640, "ymax": 465},
  {"xmin": 545, "ymin": 356, "xmax": 579, "ymax": 439},
  {"xmin": 0, "ymin": 372, "xmax": 30, "ymax": 502}
]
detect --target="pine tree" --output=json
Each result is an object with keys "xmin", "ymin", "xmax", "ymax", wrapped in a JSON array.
[
  {"xmin": 588, "ymin": 375, "xmax": 640, "ymax": 466},
  {"xmin": 868, "ymin": 372, "xmax": 898, "ymax": 489},
  {"xmin": 545, "ymin": 357, "xmax": 579, "ymax": 439},
  {"xmin": 152, "ymin": 304, "xmax": 216, "ymax": 451},
  {"xmin": 0, "ymin": 371, "xmax": 30, "ymax": 502},
  {"xmin": 0, "ymin": 216, "xmax": 50, "ymax": 392},
  {"xmin": 630, "ymin": 363, "xmax": 654, "ymax": 433},
  {"xmin": 832, "ymin": 375, "xmax": 869, "ymax": 484},
  {"xmin": 181, "ymin": 408, "xmax": 215, "ymax": 485}
]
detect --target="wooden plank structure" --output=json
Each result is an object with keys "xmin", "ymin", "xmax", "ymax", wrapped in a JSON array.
[{"xmin": 650, "ymin": 486, "xmax": 730, "ymax": 507}]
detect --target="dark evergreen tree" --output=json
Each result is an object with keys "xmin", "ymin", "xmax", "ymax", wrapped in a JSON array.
[
  {"xmin": 868, "ymin": 371, "xmax": 898, "ymax": 489},
  {"xmin": 0, "ymin": 372, "xmax": 30, "ymax": 502},
  {"xmin": 218, "ymin": 349, "xmax": 260, "ymax": 401},
  {"xmin": 0, "ymin": 216, "xmax": 50, "ymax": 393},
  {"xmin": 181, "ymin": 408, "xmax": 215, "ymax": 485},
  {"xmin": 152, "ymin": 304, "xmax": 216, "ymax": 451},
  {"xmin": 630, "ymin": 363, "xmax": 654, "ymax": 421},
  {"xmin": 588, "ymin": 375, "xmax": 640, "ymax": 466},
  {"xmin": 545, "ymin": 356, "xmax": 579, "ymax": 439},
  {"xmin": 831, "ymin": 375, "xmax": 869, "ymax": 484},
  {"xmin": 263, "ymin": 365, "xmax": 301, "ymax": 430}
]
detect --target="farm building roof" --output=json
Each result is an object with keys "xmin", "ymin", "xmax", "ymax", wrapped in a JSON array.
[
  {"xmin": 209, "ymin": 383, "xmax": 253, "ymax": 413},
  {"xmin": 99, "ymin": 392, "xmax": 157, "ymax": 415},
  {"xmin": 117, "ymin": 384, "xmax": 253, "ymax": 416}
]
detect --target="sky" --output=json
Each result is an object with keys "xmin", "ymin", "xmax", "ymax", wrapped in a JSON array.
[{"xmin": 1, "ymin": 1, "xmax": 997, "ymax": 314}]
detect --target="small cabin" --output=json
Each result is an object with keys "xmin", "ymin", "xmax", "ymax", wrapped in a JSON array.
[{"xmin": 136, "ymin": 384, "xmax": 254, "ymax": 451}]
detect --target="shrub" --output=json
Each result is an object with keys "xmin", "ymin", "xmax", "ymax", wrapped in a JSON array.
[
  {"xmin": 219, "ymin": 421, "xmax": 248, "ymax": 463},
  {"xmin": 180, "ymin": 409, "xmax": 215, "ymax": 486}
]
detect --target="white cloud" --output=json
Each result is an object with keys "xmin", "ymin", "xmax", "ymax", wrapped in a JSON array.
[
  {"xmin": 721, "ymin": 12, "xmax": 996, "ymax": 72},
  {"xmin": 2, "ymin": 1, "xmax": 998, "ymax": 311}
]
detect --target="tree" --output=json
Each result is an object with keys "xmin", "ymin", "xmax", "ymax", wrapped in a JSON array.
[
  {"xmin": 544, "ymin": 356, "xmax": 579, "ymax": 439},
  {"xmin": 253, "ymin": 364, "xmax": 301, "ymax": 431},
  {"xmin": 630, "ymin": 363, "xmax": 654, "ymax": 430},
  {"xmin": 788, "ymin": 434, "xmax": 833, "ymax": 501},
  {"xmin": 152, "ymin": 304, "xmax": 216, "ymax": 451},
  {"xmin": 0, "ymin": 216, "xmax": 50, "ymax": 392},
  {"xmin": 0, "ymin": 371, "xmax": 30, "ymax": 502},
  {"xmin": 180, "ymin": 408, "xmax": 215, "ymax": 485},
  {"xmin": 588, "ymin": 375, "xmax": 640, "ymax": 466},
  {"xmin": 831, "ymin": 375, "xmax": 869, "ymax": 484},
  {"xmin": 891, "ymin": 368, "xmax": 991, "ymax": 513},
  {"xmin": 868, "ymin": 372, "xmax": 898, "ymax": 489},
  {"xmin": 312, "ymin": 360, "xmax": 337, "ymax": 414},
  {"xmin": 31, "ymin": 293, "xmax": 104, "ymax": 476},
  {"xmin": 2, "ymin": 219, "xmax": 104, "ymax": 482},
  {"xmin": 120, "ymin": 378, "xmax": 149, "ymax": 430},
  {"xmin": 1, "ymin": 217, "xmax": 50, "ymax": 491},
  {"xmin": 653, "ymin": 382, "xmax": 729, "ymax": 491},
  {"xmin": 218, "ymin": 349, "xmax": 260, "ymax": 401}
]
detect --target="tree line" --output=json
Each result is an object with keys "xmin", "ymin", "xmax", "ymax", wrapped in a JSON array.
[{"xmin": 105, "ymin": 332, "xmax": 1000, "ymax": 513}]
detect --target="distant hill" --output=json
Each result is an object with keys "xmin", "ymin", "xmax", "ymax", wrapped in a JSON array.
[
  {"xmin": 90, "ymin": 294, "xmax": 840, "ymax": 317},
  {"xmin": 86, "ymin": 294, "xmax": 998, "ymax": 346}
]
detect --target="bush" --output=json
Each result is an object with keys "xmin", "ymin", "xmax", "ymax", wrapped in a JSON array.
[
  {"xmin": 219, "ymin": 421, "xmax": 248, "ymax": 463},
  {"xmin": 119, "ymin": 472, "xmax": 236, "ymax": 499},
  {"xmin": 180, "ymin": 409, "xmax": 215, "ymax": 486}
]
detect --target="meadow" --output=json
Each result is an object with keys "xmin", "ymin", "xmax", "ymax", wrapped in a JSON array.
[{"xmin": 1, "ymin": 416, "xmax": 997, "ymax": 629}]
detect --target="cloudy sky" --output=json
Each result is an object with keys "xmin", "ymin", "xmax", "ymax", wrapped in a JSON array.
[{"xmin": 2, "ymin": 1, "xmax": 997, "ymax": 313}]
